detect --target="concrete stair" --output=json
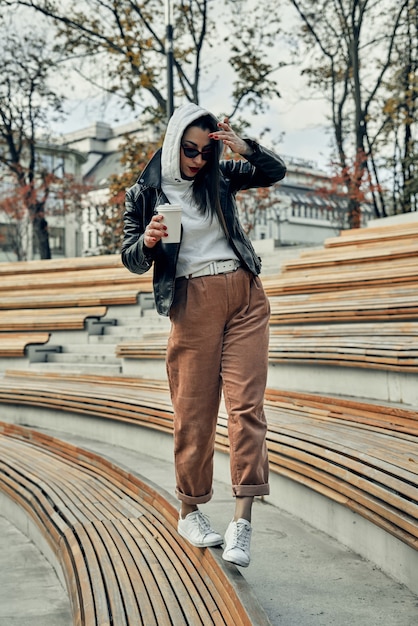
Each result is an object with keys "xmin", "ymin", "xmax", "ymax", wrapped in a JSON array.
[{"xmin": 29, "ymin": 303, "xmax": 169, "ymax": 376}]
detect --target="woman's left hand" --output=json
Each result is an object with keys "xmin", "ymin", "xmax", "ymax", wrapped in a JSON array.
[{"xmin": 208, "ymin": 117, "xmax": 253, "ymax": 157}]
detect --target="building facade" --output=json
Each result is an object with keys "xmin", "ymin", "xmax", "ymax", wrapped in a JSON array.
[
  {"xmin": 1, "ymin": 119, "xmax": 368, "ymax": 261},
  {"xmin": 0, "ymin": 141, "xmax": 87, "ymax": 262},
  {"xmin": 253, "ymin": 155, "xmax": 372, "ymax": 245}
]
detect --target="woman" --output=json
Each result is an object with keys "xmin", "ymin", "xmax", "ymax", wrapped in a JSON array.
[{"xmin": 122, "ymin": 102, "xmax": 286, "ymax": 567}]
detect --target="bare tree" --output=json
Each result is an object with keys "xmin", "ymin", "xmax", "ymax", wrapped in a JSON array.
[
  {"xmin": 0, "ymin": 21, "xmax": 64, "ymax": 259},
  {"xmin": 381, "ymin": 0, "xmax": 418, "ymax": 214},
  {"xmin": 288, "ymin": 0, "xmax": 410, "ymax": 227}
]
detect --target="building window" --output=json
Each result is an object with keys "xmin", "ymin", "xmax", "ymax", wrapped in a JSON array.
[
  {"xmin": 0, "ymin": 223, "xmax": 17, "ymax": 252},
  {"xmin": 33, "ymin": 226, "xmax": 65, "ymax": 256},
  {"xmin": 48, "ymin": 227, "xmax": 65, "ymax": 255}
]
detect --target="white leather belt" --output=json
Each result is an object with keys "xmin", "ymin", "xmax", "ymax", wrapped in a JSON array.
[{"xmin": 182, "ymin": 260, "xmax": 241, "ymax": 279}]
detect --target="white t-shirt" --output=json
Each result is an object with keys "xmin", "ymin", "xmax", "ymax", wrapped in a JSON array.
[
  {"xmin": 175, "ymin": 201, "xmax": 238, "ymax": 278},
  {"xmin": 161, "ymin": 178, "xmax": 238, "ymax": 278}
]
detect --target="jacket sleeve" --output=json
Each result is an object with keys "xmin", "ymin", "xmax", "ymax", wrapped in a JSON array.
[
  {"xmin": 221, "ymin": 140, "xmax": 286, "ymax": 192},
  {"xmin": 121, "ymin": 183, "xmax": 157, "ymax": 275}
]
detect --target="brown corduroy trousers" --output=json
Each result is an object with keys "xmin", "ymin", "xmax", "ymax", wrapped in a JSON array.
[{"xmin": 166, "ymin": 268, "xmax": 270, "ymax": 505}]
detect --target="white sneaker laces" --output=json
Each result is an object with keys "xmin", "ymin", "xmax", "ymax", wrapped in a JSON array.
[
  {"xmin": 194, "ymin": 511, "xmax": 213, "ymax": 536},
  {"xmin": 233, "ymin": 521, "xmax": 251, "ymax": 550}
]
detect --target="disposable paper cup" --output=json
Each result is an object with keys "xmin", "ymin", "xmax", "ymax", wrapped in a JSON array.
[{"xmin": 158, "ymin": 204, "xmax": 182, "ymax": 243}]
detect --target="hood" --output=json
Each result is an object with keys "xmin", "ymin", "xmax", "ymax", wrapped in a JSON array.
[{"xmin": 161, "ymin": 102, "xmax": 222, "ymax": 184}]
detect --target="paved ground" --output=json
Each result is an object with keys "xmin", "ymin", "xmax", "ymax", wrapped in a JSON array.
[
  {"xmin": 0, "ymin": 516, "xmax": 71, "ymax": 626},
  {"xmin": 1, "ymin": 429, "xmax": 417, "ymax": 626}
]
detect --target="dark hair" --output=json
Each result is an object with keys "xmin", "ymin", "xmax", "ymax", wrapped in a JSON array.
[{"xmin": 183, "ymin": 115, "xmax": 222, "ymax": 220}]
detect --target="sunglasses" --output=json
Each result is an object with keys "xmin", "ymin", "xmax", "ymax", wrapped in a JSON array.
[{"xmin": 181, "ymin": 144, "xmax": 213, "ymax": 160}]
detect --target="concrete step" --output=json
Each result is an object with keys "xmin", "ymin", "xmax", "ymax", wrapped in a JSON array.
[
  {"xmin": 90, "ymin": 328, "xmax": 169, "ymax": 345},
  {"xmin": 30, "ymin": 362, "xmax": 122, "ymax": 375},
  {"xmin": 46, "ymin": 352, "xmax": 121, "ymax": 366},
  {"xmin": 58, "ymin": 344, "xmax": 117, "ymax": 355},
  {"xmin": 100, "ymin": 325, "xmax": 148, "ymax": 337},
  {"xmin": 122, "ymin": 358, "xmax": 166, "ymax": 379},
  {"xmin": 104, "ymin": 317, "xmax": 169, "ymax": 330},
  {"xmin": 89, "ymin": 334, "xmax": 130, "ymax": 345},
  {"xmin": 0, "ymin": 515, "xmax": 72, "ymax": 626}
]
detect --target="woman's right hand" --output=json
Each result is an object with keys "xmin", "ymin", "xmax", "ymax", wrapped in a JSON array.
[{"xmin": 143, "ymin": 214, "xmax": 167, "ymax": 249}]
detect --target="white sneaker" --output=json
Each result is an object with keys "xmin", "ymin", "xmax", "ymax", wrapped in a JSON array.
[
  {"xmin": 178, "ymin": 510, "xmax": 223, "ymax": 547},
  {"xmin": 222, "ymin": 518, "xmax": 252, "ymax": 567}
]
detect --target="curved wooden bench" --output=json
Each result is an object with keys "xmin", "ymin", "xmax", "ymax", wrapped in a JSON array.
[
  {"xmin": 0, "ymin": 420, "xmax": 269, "ymax": 626},
  {"xmin": 0, "ymin": 253, "xmax": 124, "ymax": 276},
  {"xmin": 263, "ymin": 258, "xmax": 418, "ymax": 296},
  {"xmin": 0, "ymin": 255, "xmax": 152, "ymax": 311},
  {"xmin": 0, "ymin": 267, "xmax": 139, "ymax": 291},
  {"xmin": 268, "ymin": 284, "xmax": 418, "ymax": 324},
  {"xmin": 0, "ymin": 307, "xmax": 113, "ymax": 363},
  {"xmin": 116, "ymin": 333, "xmax": 169, "ymax": 359},
  {"xmin": 0, "ymin": 306, "xmax": 108, "ymax": 332},
  {"xmin": 262, "ymin": 219, "xmax": 418, "ymax": 297},
  {"xmin": 0, "ymin": 282, "xmax": 153, "ymax": 310},
  {"xmin": 0, "ymin": 332, "xmax": 51, "ymax": 357},
  {"xmin": 281, "ymin": 242, "xmax": 418, "ymax": 271},
  {"xmin": 326, "ymin": 220, "xmax": 418, "ymax": 247},
  {"xmin": 278, "ymin": 223, "xmax": 418, "ymax": 271},
  {"xmin": 0, "ymin": 370, "xmax": 416, "ymax": 554},
  {"xmin": 261, "ymin": 389, "xmax": 418, "ymax": 551},
  {"xmin": 269, "ymin": 322, "xmax": 418, "ymax": 371}
]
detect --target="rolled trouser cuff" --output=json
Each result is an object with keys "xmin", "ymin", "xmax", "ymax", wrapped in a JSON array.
[
  {"xmin": 232, "ymin": 483, "xmax": 270, "ymax": 498},
  {"xmin": 176, "ymin": 488, "xmax": 213, "ymax": 505}
]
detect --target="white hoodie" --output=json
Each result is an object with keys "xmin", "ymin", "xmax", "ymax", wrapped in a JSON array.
[{"xmin": 161, "ymin": 103, "xmax": 238, "ymax": 278}]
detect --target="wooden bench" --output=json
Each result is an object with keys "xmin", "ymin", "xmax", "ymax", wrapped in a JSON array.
[
  {"xmin": 0, "ymin": 332, "xmax": 51, "ymax": 357},
  {"xmin": 280, "ymin": 241, "xmax": 418, "ymax": 272},
  {"xmin": 263, "ymin": 257, "xmax": 418, "ymax": 296},
  {"xmin": 268, "ymin": 322, "xmax": 418, "ymax": 371},
  {"xmin": 263, "ymin": 222, "xmax": 418, "ymax": 297},
  {"xmin": 0, "ymin": 420, "xmax": 269, "ymax": 626},
  {"xmin": 0, "ymin": 307, "xmax": 114, "ymax": 364},
  {"xmin": 0, "ymin": 280, "xmax": 153, "ymax": 310},
  {"xmin": 0, "ymin": 255, "xmax": 153, "ymax": 311},
  {"xmin": 271, "ymin": 221, "xmax": 418, "ymax": 265},
  {"xmin": 268, "ymin": 284, "xmax": 418, "ymax": 324},
  {"xmin": 0, "ymin": 253, "xmax": 124, "ymax": 276},
  {"xmin": 0, "ymin": 255, "xmax": 151, "ymax": 365},
  {"xmin": 0, "ymin": 306, "xmax": 108, "ymax": 332},
  {"xmin": 0, "ymin": 370, "xmax": 416, "ymax": 554},
  {"xmin": 278, "ymin": 222, "xmax": 418, "ymax": 270},
  {"xmin": 261, "ymin": 389, "xmax": 418, "ymax": 551},
  {"xmin": 116, "ymin": 332, "xmax": 169, "ymax": 359},
  {"xmin": 326, "ymin": 219, "xmax": 418, "ymax": 247},
  {"xmin": 0, "ymin": 267, "xmax": 139, "ymax": 291}
]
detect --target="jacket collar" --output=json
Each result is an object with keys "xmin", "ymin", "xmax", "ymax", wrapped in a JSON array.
[{"xmin": 137, "ymin": 149, "xmax": 162, "ymax": 188}]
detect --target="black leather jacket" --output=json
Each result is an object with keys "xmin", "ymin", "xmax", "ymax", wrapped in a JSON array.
[{"xmin": 122, "ymin": 142, "xmax": 286, "ymax": 316}]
